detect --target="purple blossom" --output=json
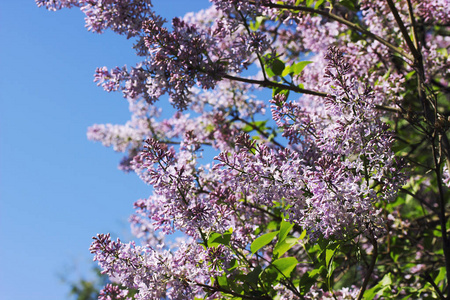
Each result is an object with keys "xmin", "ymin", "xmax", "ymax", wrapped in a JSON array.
[
  {"xmin": 98, "ymin": 284, "xmax": 130, "ymax": 300},
  {"xmin": 36, "ymin": 0, "xmax": 154, "ymax": 38},
  {"xmin": 37, "ymin": 0, "xmax": 450, "ymax": 298}
]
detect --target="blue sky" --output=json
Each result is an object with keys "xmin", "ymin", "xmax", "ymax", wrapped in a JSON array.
[{"xmin": 0, "ymin": 1, "xmax": 210, "ymax": 299}]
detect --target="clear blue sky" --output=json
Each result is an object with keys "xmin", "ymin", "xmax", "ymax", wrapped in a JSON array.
[{"xmin": 0, "ymin": 1, "xmax": 210, "ymax": 299}]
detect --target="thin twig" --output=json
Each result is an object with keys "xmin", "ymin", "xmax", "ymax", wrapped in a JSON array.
[
  {"xmin": 406, "ymin": 0, "xmax": 419, "ymax": 50},
  {"xmin": 420, "ymin": 273, "xmax": 445, "ymax": 300},
  {"xmin": 357, "ymin": 235, "xmax": 378, "ymax": 300},
  {"xmin": 236, "ymin": 9, "xmax": 269, "ymax": 81},
  {"xmin": 385, "ymin": 0, "xmax": 420, "ymax": 61},
  {"xmin": 196, "ymin": 282, "xmax": 262, "ymax": 299},
  {"xmin": 232, "ymin": 114, "xmax": 285, "ymax": 149},
  {"xmin": 374, "ymin": 104, "xmax": 402, "ymax": 113},
  {"xmin": 432, "ymin": 135, "xmax": 450, "ymax": 297},
  {"xmin": 223, "ymin": 74, "xmax": 328, "ymax": 97},
  {"xmin": 248, "ymin": 0, "xmax": 413, "ymax": 61}
]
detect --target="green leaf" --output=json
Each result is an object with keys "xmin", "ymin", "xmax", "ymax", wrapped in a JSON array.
[
  {"xmin": 260, "ymin": 268, "xmax": 278, "ymax": 287},
  {"xmin": 263, "ymin": 54, "xmax": 276, "ymax": 77},
  {"xmin": 309, "ymin": 265, "xmax": 326, "ymax": 278},
  {"xmin": 253, "ymin": 120, "xmax": 268, "ymax": 130},
  {"xmin": 227, "ymin": 258, "xmax": 239, "ymax": 271},
  {"xmin": 267, "ymin": 220, "xmax": 279, "ymax": 231},
  {"xmin": 265, "ymin": 65, "xmax": 276, "ymax": 77},
  {"xmin": 246, "ymin": 265, "xmax": 262, "ymax": 284},
  {"xmin": 208, "ymin": 229, "xmax": 232, "ymax": 247},
  {"xmin": 251, "ymin": 231, "xmax": 279, "ymax": 254},
  {"xmin": 272, "ymin": 59, "xmax": 285, "ymax": 76},
  {"xmin": 242, "ymin": 120, "xmax": 268, "ymax": 133},
  {"xmin": 325, "ymin": 248, "xmax": 335, "ymax": 268},
  {"xmin": 324, "ymin": 243, "xmax": 339, "ymax": 267},
  {"xmin": 299, "ymin": 270, "xmax": 319, "ymax": 293},
  {"xmin": 281, "ymin": 65, "xmax": 292, "ymax": 77},
  {"xmin": 271, "ymin": 257, "xmax": 299, "ymax": 280},
  {"xmin": 299, "ymin": 229, "xmax": 307, "ymax": 240},
  {"xmin": 390, "ymin": 250, "xmax": 400, "ymax": 263},
  {"xmin": 339, "ymin": 0, "xmax": 357, "ymax": 11},
  {"xmin": 363, "ymin": 273, "xmax": 393, "ymax": 299},
  {"xmin": 273, "ymin": 237, "xmax": 297, "ymax": 257},
  {"xmin": 317, "ymin": 237, "xmax": 330, "ymax": 252},
  {"xmin": 280, "ymin": 60, "xmax": 313, "ymax": 77},
  {"xmin": 292, "ymin": 61, "xmax": 313, "ymax": 75},
  {"xmin": 435, "ymin": 267, "xmax": 446, "ymax": 285},
  {"xmin": 217, "ymin": 274, "xmax": 228, "ymax": 288},
  {"xmin": 205, "ymin": 124, "xmax": 215, "ymax": 133},
  {"xmin": 242, "ymin": 124, "xmax": 253, "ymax": 133},
  {"xmin": 249, "ymin": 16, "xmax": 265, "ymax": 31},
  {"xmin": 405, "ymin": 70, "xmax": 416, "ymax": 80},
  {"xmin": 278, "ymin": 220, "xmax": 294, "ymax": 244}
]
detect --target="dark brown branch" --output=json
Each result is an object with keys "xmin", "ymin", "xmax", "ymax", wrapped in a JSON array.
[
  {"xmin": 232, "ymin": 114, "xmax": 285, "ymax": 149},
  {"xmin": 374, "ymin": 104, "xmax": 402, "ymax": 113},
  {"xmin": 196, "ymin": 282, "xmax": 263, "ymax": 299},
  {"xmin": 432, "ymin": 135, "xmax": 450, "ymax": 297},
  {"xmin": 223, "ymin": 74, "xmax": 328, "ymax": 97},
  {"xmin": 385, "ymin": 0, "xmax": 421, "ymax": 62},
  {"xmin": 248, "ymin": 0, "xmax": 413, "ymax": 61},
  {"xmin": 421, "ymin": 273, "xmax": 445, "ymax": 300},
  {"xmin": 357, "ymin": 237, "xmax": 378, "ymax": 300},
  {"xmin": 400, "ymin": 187, "xmax": 438, "ymax": 214},
  {"xmin": 406, "ymin": 0, "xmax": 419, "ymax": 50}
]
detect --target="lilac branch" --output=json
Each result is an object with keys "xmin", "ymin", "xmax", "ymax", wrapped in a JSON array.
[
  {"xmin": 385, "ymin": 0, "xmax": 434, "ymax": 126},
  {"xmin": 420, "ymin": 273, "xmax": 445, "ymax": 300},
  {"xmin": 385, "ymin": 0, "xmax": 421, "ymax": 62},
  {"xmin": 231, "ymin": 114, "xmax": 285, "ymax": 148},
  {"xmin": 248, "ymin": 0, "xmax": 413, "ymax": 61},
  {"xmin": 236, "ymin": 9, "xmax": 269, "ymax": 81},
  {"xmin": 223, "ymin": 74, "xmax": 328, "ymax": 97},
  {"xmin": 195, "ymin": 282, "xmax": 263, "ymax": 299},
  {"xmin": 356, "ymin": 236, "xmax": 378, "ymax": 300},
  {"xmin": 432, "ymin": 135, "xmax": 450, "ymax": 297},
  {"xmin": 406, "ymin": 0, "xmax": 419, "ymax": 50},
  {"xmin": 373, "ymin": 104, "xmax": 402, "ymax": 113}
]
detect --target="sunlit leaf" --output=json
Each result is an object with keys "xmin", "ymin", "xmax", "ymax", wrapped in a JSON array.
[{"xmin": 251, "ymin": 231, "xmax": 279, "ymax": 254}]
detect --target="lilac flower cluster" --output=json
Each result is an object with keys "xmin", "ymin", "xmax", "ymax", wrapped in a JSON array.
[
  {"xmin": 94, "ymin": 64, "xmax": 152, "ymax": 102},
  {"xmin": 41, "ymin": 1, "xmax": 273, "ymax": 110},
  {"xmin": 98, "ymin": 284, "xmax": 130, "ymax": 300},
  {"xmin": 140, "ymin": 7, "xmax": 271, "ymax": 109},
  {"xmin": 417, "ymin": 0, "xmax": 450, "ymax": 23},
  {"xmin": 36, "ymin": 0, "xmax": 153, "ymax": 37},
  {"xmin": 39, "ymin": 0, "xmax": 450, "ymax": 298},
  {"xmin": 86, "ymin": 101, "xmax": 162, "ymax": 171},
  {"xmin": 131, "ymin": 138, "xmax": 243, "ymax": 240},
  {"xmin": 141, "ymin": 17, "xmax": 225, "ymax": 109},
  {"xmin": 266, "ymin": 47, "xmax": 405, "ymax": 239},
  {"xmin": 88, "ymin": 73, "xmax": 267, "ymax": 175},
  {"xmin": 90, "ymin": 233, "xmax": 221, "ymax": 299}
]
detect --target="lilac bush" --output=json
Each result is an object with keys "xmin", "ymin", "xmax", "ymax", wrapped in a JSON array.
[{"xmin": 39, "ymin": 0, "xmax": 450, "ymax": 299}]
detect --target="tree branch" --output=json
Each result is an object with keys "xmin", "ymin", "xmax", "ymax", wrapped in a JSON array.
[
  {"xmin": 357, "ymin": 237, "xmax": 378, "ymax": 300},
  {"xmin": 432, "ymin": 135, "xmax": 450, "ymax": 297},
  {"xmin": 223, "ymin": 74, "xmax": 328, "ymax": 97},
  {"xmin": 248, "ymin": 0, "xmax": 414, "ymax": 61},
  {"xmin": 420, "ymin": 273, "xmax": 445, "ymax": 300},
  {"xmin": 385, "ymin": 0, "xmax": 421, "ymax": 62},
  {"xmin": 196, "ymin": 282, "xmax": 264, "ymax": 299}
]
